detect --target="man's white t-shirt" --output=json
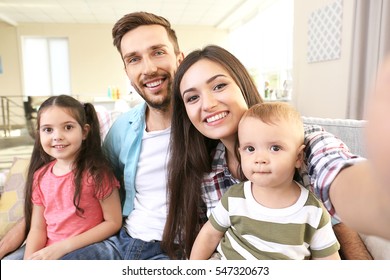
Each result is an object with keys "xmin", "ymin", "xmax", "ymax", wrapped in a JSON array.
[{"xmin": 125, "ymin": 126, "xmax": 170, "ymax": 242}]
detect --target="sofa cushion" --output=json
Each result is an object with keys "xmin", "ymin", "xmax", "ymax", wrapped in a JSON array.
[
  {"xmin": 359, "ymin": 234, "xmax": 390, "ymax": 260},
  {"xmin": 0, "ymin": 158, "xmax": 30, "ymax": 239},
  {"xmin": 302, "ymin": 116, "xmax": 367, "ymax": 157}
]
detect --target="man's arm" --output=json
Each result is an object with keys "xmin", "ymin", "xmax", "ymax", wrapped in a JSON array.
[
  {"xmin": 330, "ymin": 161, "xmax": 390, "ymax": 240},
  {"xmin": 0, "ymin": 218, "xmax": 26, "ymax": 259},
  {"xmin": 333, "ymin": 223, "xmax": 372, "ymax": 259}
]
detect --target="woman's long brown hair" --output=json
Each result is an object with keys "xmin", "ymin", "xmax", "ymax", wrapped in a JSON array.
[{"xmin": 162, "ymin": 45, "xmax": 262, "ymax": 259}]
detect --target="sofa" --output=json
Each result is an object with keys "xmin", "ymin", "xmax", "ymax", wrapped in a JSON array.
[{"xmin": 0, "ymin": 116, "xmax": 389, "ymax": 259}]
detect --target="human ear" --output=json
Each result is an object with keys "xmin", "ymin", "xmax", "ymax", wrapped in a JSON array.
[
  {"xmin": 82, "ymin": 124, "xmax": 90, "ymax": 140},
  {"xmin": 177, "ymin": 52, "xmax": 185, "ymax": 65},
  {"xmin": 295, "ymin": 144, "xmax": 306, "ymax": 168}
]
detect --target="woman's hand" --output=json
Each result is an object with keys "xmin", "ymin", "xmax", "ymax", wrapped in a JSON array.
[{"xmin": 365, "ymin": 54, "xmax": 390, "ymax": 192}]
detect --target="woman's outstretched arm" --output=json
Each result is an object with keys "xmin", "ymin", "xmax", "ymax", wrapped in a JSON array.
[{"xmin": 330, "ymin": 54, "xmax": 390, "ymax": 240}]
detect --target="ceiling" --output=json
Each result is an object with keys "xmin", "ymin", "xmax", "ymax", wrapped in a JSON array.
[{"xmin": 0, "ymin": 0, "xmax": 273, "ymax": 29}]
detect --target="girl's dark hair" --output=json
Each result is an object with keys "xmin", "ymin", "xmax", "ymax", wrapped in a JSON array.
[
  {"xmin": 162, "ymin": 45, "xmax": 263, "ymax": 259},
  {"xmin": 112, "ymin": 11, "xmax": 180, "ymax": 58},
  {"xmin": 23, "ymin": 95, "xmax": 115, "ymax": 237}
]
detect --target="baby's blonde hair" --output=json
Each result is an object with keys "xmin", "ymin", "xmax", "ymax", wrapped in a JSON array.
[{"xmin": 240, "ymin": 102, "xmax": 304, "ymax": 144}]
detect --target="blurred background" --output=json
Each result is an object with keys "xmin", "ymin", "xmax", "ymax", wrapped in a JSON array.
[{"xmin": 0, "ymin": 0, "xmax": 389, "ymax": 169}]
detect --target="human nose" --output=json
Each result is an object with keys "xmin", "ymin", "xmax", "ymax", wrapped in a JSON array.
[
  {"xmin": 255, "ymin": 150, "xmax": 268, "ymax": 165},
  {"xmin": 52, "ymin": 130, "xmax": 63, "ymax": 141},
  {"xmin": 202, "ymin": 92, "xmax": 218, "ymax": 111},
  {"xmin": 142, "ymin": 56, "xmax": 157, "ymax": 75}
]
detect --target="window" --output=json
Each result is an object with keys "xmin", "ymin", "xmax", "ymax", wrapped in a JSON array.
[
  {"xmin": 22, "ymin": 37, "xmax": 70, "ymax": 96},
  {"xmin": 229, "ymin": 0, "xmax": 293, "ymax": 101}
]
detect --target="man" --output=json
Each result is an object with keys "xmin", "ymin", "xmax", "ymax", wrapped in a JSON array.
[
  {"xmin": 62, "ymin": 12, "xmax": 184, "ymax": 259},
  {"xmin": 0, "ymin": 11, "xmax": 372, "ymax": 260}
]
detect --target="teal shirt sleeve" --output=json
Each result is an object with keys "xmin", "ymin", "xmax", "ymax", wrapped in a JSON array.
[{"xmin": 102, "ymin": 102, "xmax": 146, "ymax": 216}]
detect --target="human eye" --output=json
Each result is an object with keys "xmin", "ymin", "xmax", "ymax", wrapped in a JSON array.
[
  {"xmin": 125, "ymin": 56, "xmax": 140, "ymax": 66},
  {"xmin": 185, "ymin": 94, "xmax": 199, "ymax": 103},
  {"xmin": 270, "ymin": 145, "xmax": 281, "ymax": 152},
  {"xmin": 41, "ymin": 127, "xmax": 52, "ymax": 133},
  {"xmin": 64, "ymin": 124, "xmax": 74, "ymax": 131},
  {"xmin": 154, "ymin": 49, "xmax": 166, "ymax": 56},
  {"xmin": 213, "ymin": 83, "xmax": 227, "ymax": 91},
  {"xmin": 243, "ymin": 146, "xmax": 255, "ymax": 153}
]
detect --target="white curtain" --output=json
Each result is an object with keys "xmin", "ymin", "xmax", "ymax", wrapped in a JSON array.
[{"xmin": 347, "ymin": 0, "xmax": 390, "ymax": 119}]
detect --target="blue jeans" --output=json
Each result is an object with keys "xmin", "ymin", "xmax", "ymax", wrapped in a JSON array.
[
  {"xmin": 2, "ymin": 245, "xmax": 25, "ymax": 260},
  {"xmin": 61, "ymin": 227, "xmax": 169, "ymax": 260}
]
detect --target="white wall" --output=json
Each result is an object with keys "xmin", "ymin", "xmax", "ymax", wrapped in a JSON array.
[
  {"xmin": 0, "ymin": 23, "xmax": 228, "ymax": 101},
  {"xmin": 175, "ymin": 25, "xmax": 229, "ymax": 55},
  {"xmin": 0, "ymin": 23, "xmax": 22, "ymax": 95},
  {"xmin": 292, "ymin": 0, "xmax": 355, "ymax": 118}
]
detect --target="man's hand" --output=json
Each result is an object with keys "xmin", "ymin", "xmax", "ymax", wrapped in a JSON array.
[{"xmin": 0, "ymin": 218, "xmax": 26, "ymax": 259}]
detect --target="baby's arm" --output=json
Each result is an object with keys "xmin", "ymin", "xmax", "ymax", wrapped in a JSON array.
[
  {"xmin": 27, "ymin": 188, "xmax": 122, "ymax": 260},
  {"xmin": 190, "ymin": 221, "xmax": 224, "ymax": 260},
  {"xmin": 24, "ymin": 205, "xmax": 47, "ymax": 259},
  {"xmin": 312, "ymin": 252, "xmax": 341, "ymax": 260}
]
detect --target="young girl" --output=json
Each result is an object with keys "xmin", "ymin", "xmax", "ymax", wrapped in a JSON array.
[{"xmin": 23, "ymin": 95, "xmax": 122, "ymax": 260}]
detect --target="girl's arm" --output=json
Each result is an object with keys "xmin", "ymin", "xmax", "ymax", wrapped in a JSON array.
[
  {"xmin": 27, "ymin": 188, "xmax": 122, "ymax": 260},
  {"xmin": 24, "ymin": 205, "xmax": 47, "ymax": 259},
  {"xmin": 190, "ymin": 221, "xmax": 224, "ymax": 260}
]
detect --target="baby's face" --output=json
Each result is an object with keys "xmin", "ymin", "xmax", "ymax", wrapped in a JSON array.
[{"xmin": 238, "ymin": 117, "xmax": 303, "ymax": 188}]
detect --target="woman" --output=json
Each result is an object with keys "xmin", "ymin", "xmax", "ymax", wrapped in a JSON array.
[{"xmin": 162, "ymin": 45, "xmax": 375, "ymax": 259}]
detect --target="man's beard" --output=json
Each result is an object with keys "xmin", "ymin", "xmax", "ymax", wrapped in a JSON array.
[
  {"xmin": 147, "ymin": 94, "xmax": 171, "ymax": 112},
  {"xmin": 132, "ymin": 81, "xmax": 172, "ymax": 112}
]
